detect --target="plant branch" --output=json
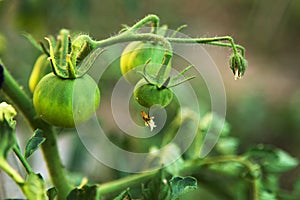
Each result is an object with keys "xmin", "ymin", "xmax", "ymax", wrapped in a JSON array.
[
  {"xmin": 0, "ymin": 156, "xmax": 24, "ymax": 185},
  {"xmin": 13, "ymin": 147, "xmax": 33, "ymax": 174},
  {"xmin": 98, "ymin": 170, "xmax": 157, "ymax": 195},
  {"xmin": 128, "ymin": 14, "xmax": 160, "ymax": 34},
  {"xmin": 97, "ymin": 155, "xmax": 259, "ymax": 197},
  {"xmin": 166, "ymin": 36, "xmax": 244, "ymax": 56},
  {"xmin": 91, "ymin": 32, "xmax": 172, "ymax": 54},
  {"xmin": 1, "ymin": 62, "xmax": 72, "ymax": 199}
]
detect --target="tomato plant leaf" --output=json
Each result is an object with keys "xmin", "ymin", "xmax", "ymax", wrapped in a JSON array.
[
  {"xmin": 25, "ymin": 129, "xmax": 46, "ymax": 159},
  {"xmin": 257, "ymin": 181, "xmax": 277, "ymax": 200},
  {"xmin": 46, "ymin": 187, "xmax": 57, "ymax": 200},
  {"xmin": 142, "ymin": 169, "xmax": 172, "ymax": 200},
  {"xmin": 244, "ymin": 145, "xmax": 298, "ymax": 173},
  {"xmin": 169, "ymin": 176, "xmax": 197, "ymax": 199},
  {"xmin": 67, "ymin": 185, "xmax": 99, "ymax": 200},
  {"xmin": 22, "ymin": 173, "xmax": 47, "ymax": 200}
]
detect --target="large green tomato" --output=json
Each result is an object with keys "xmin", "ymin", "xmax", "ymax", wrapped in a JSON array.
[
  {"xmin": 120, "ymin": 41, "xmax": 172, "ymax": 84},
  {"xmin": 33, "ymin": 73, "xmax": 100, "ymax": 128},
  {"xmin": 134, "ymin": 79, "xmax": 173, "ymax": 108}
]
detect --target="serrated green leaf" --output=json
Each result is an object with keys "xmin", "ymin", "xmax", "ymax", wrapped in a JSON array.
[
  {"xmin": 22, "ymin": 173, "xmax": 47, "ymax": 200},
  {"xmin": 67, "ymin": 185, "xmax": 99, "ymax": 200},
  {"xmin": 46, "ymin": 187, "xmax": 57, "ymax": 200},
  {"xmin": 142, "ymin": 169, "xmax": 171, "ymax": 200},
  {"xmin": 113, "ymin": 188, "xmax": 132, "ymax": 200},
  {"xmin": 169, "ymin": 176, "xmax": 197, "ymax": 199},
  {"xmin": 25, "ymin": 129, "xmax": 46, "ymax": 158},
  {"xmin": 245, "ymin": 145, "xmax": 298, "ymax": 173}
]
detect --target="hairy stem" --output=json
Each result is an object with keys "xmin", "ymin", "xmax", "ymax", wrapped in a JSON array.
[
  {"xmin": 128, "ymin": 14, "xmax": 160, "ymax": 34},
  {"xmin": 91, "ymin": 32, "xmax": 172, "ymax": 53},
  {"xmin": 1, "ymin": 63, "xmax": 71, "ymax": 199},
  {"xmin": 166, "ymin": 36, "xmax": 244, "ymax": 56}
]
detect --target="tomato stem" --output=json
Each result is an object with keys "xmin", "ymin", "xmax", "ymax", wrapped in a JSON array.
[
  {"xmin": 98, "ymin": 155, "xmax": 259, "ymax": 198},
  {"xmin": 0, "ymin": 61, "xmax": 72, "ymax": 199},
  {"xmin": 13, "ymin": 146, "xmax": 33, "ymax": 174},
  {"xmin": 0, "ymin": 156, "xmax": 24, "ymax": 185},
  {"xmin": 128, "ymin": 14, "xmax": 160, "ymax": 34},
  {"xmin": 166, "ymin": 36, "xmax": 244, "ymax": 56}
]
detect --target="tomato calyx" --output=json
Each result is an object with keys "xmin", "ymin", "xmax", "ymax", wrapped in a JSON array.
[
  {"xmin": 229, "ymin": 53, "xmax": 247, "ymax": 80},
  {"xmin": 133, "ymin": 53, "xmax": 195, "ymax": 109},
  {"xmin": 41, "ymin": 29, "xmax": 104, "ymax": 79},
  {"xmin": 140, "ymin": 53, "xmax": 195, "ymax": 90}
]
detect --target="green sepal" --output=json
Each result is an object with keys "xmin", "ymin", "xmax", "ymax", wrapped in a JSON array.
[
  {"xmin": 23, "ymin": 32, "xmax": 43, "ymax": 53},
  {"xmin": 229, "ymin": 53, "xmax": 247, "ymax": 80},
  {"xmin": 156, "ymin": 53, "xmax": 172, "ymax": 88},
  {"xmin": 113, "ymin": 188, "xmax": 132, "ymax": 200},
  {"xmin": 168, "ymin": 65, "xmax": 195, "ymax": 88}
]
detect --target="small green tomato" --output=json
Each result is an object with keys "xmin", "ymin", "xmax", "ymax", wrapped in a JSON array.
[
  {"xmin": 33, "ymin": 73, "xmax": 100, "ymax": 128},
  {"xmin": 134, "ymin": 79, "xmax": 173, "ymax": 108}
]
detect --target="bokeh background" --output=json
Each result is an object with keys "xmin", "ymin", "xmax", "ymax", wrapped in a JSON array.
[{"xmin": 0, "ymin": 0, "xmax": 300, "ymax": 199}]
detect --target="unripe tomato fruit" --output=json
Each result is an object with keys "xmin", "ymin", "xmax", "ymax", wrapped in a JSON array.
[
  {"xmin": 120, "ymin": 41, "xmax": 172, "ymax": 84},
  {"xmin": 134, "ymin": 79, "xmax": 173, "ymax": 108},
  {"xmin": 29, "ymin": 54, "xmax": 52, "ymax": 92},
  {"xmin": 33, "ymin": 73, "xmax": 100, "ymax": 128}
]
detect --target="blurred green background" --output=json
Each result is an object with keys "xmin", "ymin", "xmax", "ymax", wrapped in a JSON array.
[{"xmin": 1, "ymin": 0, "xmax": 300, "ymax": 198}]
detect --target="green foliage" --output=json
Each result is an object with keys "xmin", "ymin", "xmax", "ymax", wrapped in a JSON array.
[
  {"xmin": 113, "ymin": 188, "xmax": 132, "ymax": 200},
  {"xmin": 22, "ymin": 173, "xmax": 47, "ymax": 200},
  {"xmin": 25, "ymin": 129, "xmax": 46, "ymax": 158},
  {"xmin": 0, "ymin": 14, "xmax": 299, "ymax": 200},
  {"xmin": 169, "ymin": 176, "xmax": 197, "ymax": 199},
  {"xmin": 142, "ymin": 170, "xmax": 172, "ymax": 200},
  {"xmin": 46, "ymin": 187, "xmax": 58, "ymax": 200},
  {"xmin": 244, "ymin": 145, "xmax": 298, "ymax": 173},
  {"xmin": 67, "ymin": 185, "xmax": 99, "ymax": 200}
]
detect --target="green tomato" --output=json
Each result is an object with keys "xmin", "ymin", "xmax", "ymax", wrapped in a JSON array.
[
  {"xmin": 134, "ymin": 79, "xmax": 173, "ymax": 108},
  {"xmin": 29, "ymin": 54, "xmax": 52, "ymax": 93},
  {"xmin": 120, "ymin": 41, "xmax": 172, "ymax": 84},
  {"xmin": 33, "ymin": 73, "xmax": 100, "ymax": 128}
]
